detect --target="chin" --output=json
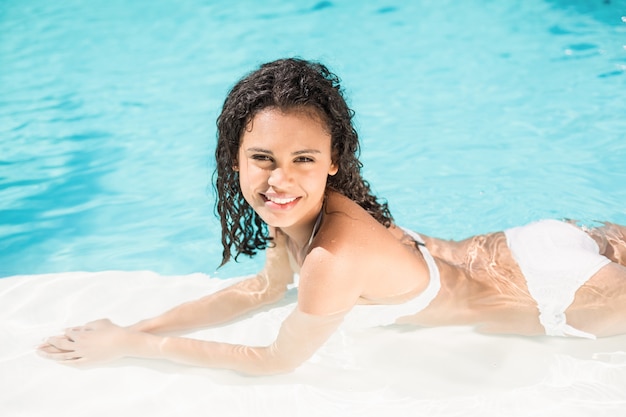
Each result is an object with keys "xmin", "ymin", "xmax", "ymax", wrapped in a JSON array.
[
  {"xmin": 254, "ymin": 210, "xmax": 286, "ymax": 227},
  {"xmin": 262, "ymin": 216, "xmax": 294, "ymax": 229}
]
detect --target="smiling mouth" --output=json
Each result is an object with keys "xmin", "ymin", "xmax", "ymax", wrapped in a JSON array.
[{"xmin": 262, "ymin": 194, "xmax": 300, "ymax": 206}]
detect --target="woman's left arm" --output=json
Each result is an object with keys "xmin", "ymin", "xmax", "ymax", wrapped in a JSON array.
[
  {"xmin": 39, "ymin": 234, "xmax": 358, "ymax": 375},
  {"xmin": 38, "ymin": 308, "xmax": 345, "ymax": 375}
]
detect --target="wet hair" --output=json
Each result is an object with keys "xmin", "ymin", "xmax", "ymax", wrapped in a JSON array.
[{"xmin": 214, "ymin": 58, "xmax": 393, "ymax": 266}]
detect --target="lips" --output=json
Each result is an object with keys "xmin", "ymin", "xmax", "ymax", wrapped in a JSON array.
[
  {"xmin": 262, "ymin": 193, "xmax": 300, "ymax": 209},
  {"xmin": 266, "ymin": 195, "xmax": 297, "ymax": 204}
]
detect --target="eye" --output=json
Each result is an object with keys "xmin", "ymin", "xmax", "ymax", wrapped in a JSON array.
[
  {"xmin": 251, "ymin": 154, "xmax": 273, "ymax": 162},
  {"xmin": 294, "ymin": 156, "xmax": 315, "ymax": 163}
]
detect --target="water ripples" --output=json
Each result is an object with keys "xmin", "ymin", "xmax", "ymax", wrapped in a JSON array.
[{"xmin": 1, "ymin": 0, "xmax": 625, "ymax": 277}]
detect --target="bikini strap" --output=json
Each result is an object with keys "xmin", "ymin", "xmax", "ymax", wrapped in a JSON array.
[
  {"xmin": 307, "ymin": 209, "xmax": 323, "ymax": 248},
  {"xmin": 345, "ymin": 227, "xmax": 441, "ymax": 328},
  {"xmin": 400, "ymin": 227, "xmax": 441, "ymax": 310}
]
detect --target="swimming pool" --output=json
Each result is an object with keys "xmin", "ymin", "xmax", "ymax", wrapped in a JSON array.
[{"xmin": 1, "ymin": 0, "xmax": 625, "ymax": 278}]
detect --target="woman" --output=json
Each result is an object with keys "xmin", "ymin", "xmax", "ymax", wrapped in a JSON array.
[{"xmin": 38, "ymin": 58, "xmax": 626, "ymax": 375}]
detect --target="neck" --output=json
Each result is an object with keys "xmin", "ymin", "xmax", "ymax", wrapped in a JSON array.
[{"xmin": 282, "ymin": 205, "xmax": 324, "ymax": 264}]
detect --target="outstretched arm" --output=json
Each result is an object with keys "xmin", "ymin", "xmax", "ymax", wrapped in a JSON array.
[
  {"xmin": 129, "ymin": 227, "xmax": 295, "ymax": 334},
  {"xmin": 39, "ymin": 308, "xmax": 345, "ymax": 375},
  {"xmin": 38, "ymin": 230, "xmax": 355, "ymax": 375}
]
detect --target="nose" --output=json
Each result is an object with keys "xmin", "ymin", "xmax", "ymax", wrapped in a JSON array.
[{"xmin": 267, "ymin": 166, "xmax": 290, "ymax": 188}]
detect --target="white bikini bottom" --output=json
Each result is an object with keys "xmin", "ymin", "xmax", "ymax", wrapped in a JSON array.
[{"xmin": 505, "ymin": 219, "xmax": 611, "ymax": 339}]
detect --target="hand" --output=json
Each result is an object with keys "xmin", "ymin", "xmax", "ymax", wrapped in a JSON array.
[{"xmin": 38, "ymin": 319, "xmax": 135, "ymax": 365}]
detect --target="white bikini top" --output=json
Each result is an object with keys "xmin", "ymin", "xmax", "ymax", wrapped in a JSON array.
[
  {"xmin": 400, "ymin": 227, "xmax": 442, "ymax": 310},
  {"xmin": 288, "ymin": 219, "xmax": 442, "ymax": 328},
  {"xmin": 345, "ymin": 227, "xmax": 442, "ymax": 328}
]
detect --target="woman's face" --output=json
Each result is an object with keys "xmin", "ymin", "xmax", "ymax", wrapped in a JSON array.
[{"xmin": 236, "ymin": 107, "xmax": 338, "ymax": 235}]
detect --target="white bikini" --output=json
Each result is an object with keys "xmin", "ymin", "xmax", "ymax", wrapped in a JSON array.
[
  {"xmin": 505, "ymin": 219, "xmax": 611, "ymax": 339},
  {"xmin": 289, "ymin": 214, "xmax": 442, "ymax": 327},
  {"xmin": 293, "ymin": 214, "xmax": 609, "ymax": 337},
  {"xmin": 347, "ymin": 227, "xmax": 441, "ymax": 327},
  {"xmin": 369, "ymin": 221, "xmax": 610, "ymax": 337}
]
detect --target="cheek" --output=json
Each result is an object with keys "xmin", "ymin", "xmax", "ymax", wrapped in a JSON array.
[
  {"xmin": 237, "ymin": 171, "xmax": 255, "ymax": 205},
  {"xmin": 301, "ymin": 168, "xmax": 331, "ymax": 191},
  {"xmin": 238, "ymin": 163, "xmax": 266, "ymax": 190}
]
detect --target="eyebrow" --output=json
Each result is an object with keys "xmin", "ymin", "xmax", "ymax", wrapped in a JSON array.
[{"xmin": 245, "ymin": 147, "xmax": 322, "ymax": 155}]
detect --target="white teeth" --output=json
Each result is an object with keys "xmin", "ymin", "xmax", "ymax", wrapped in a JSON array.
[{"xmin": 266, "ymin": 196, "xmax": 297, "ymax": 205}]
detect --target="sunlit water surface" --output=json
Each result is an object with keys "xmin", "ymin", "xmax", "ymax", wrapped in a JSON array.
[{"xmin": 1, "ymin": 0, "xmax": 625, "ymax": 278}]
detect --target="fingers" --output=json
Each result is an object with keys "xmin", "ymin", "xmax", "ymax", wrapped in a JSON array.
[
  {"xmin": 37, "ymin": 339, "xmax": 92, "ymax": 364},
  {"xmin": 38, "ymin": 320, "xmax": 117, "ymax": 365},
  {"xmin": 37, "ymin": 348, "xmax": 82, "ymax": 363},
  {"xmin": 38, "ymin": 342, "xmax": 66, "ymax": 354},
  {"xmin": 44, "ymin": 335, "xmax": 76, "ymax": 351},
  {"xmin": 37, "ymin": 337, "xmax": 83, "ymax": 363}
]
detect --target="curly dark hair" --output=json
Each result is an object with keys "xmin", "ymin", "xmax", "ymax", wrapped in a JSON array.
[{"xmin": 214, "ymin": 58, "xmax": 393, "ymax": 266}]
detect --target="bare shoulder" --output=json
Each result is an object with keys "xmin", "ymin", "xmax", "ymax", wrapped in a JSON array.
[
  {"xmin": 297, "ymin": 191, "xmax": 428, "ymax": 314},
  {"xmin": 295, "ymin": 194, "xmax": 365, "ymax": 314},
  {"xmin": 316, "ymin": 191, "xmax": 396, "ymax": 257}
]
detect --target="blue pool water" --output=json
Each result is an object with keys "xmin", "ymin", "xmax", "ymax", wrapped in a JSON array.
[{"xmin": 1, "ymin": 0, "xmax": 625, "ymax": 278}]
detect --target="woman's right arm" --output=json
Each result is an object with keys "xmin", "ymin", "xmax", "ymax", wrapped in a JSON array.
[{"xmin": 128, "ymin": 228, "xmax": 294, "ymax": 334}]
